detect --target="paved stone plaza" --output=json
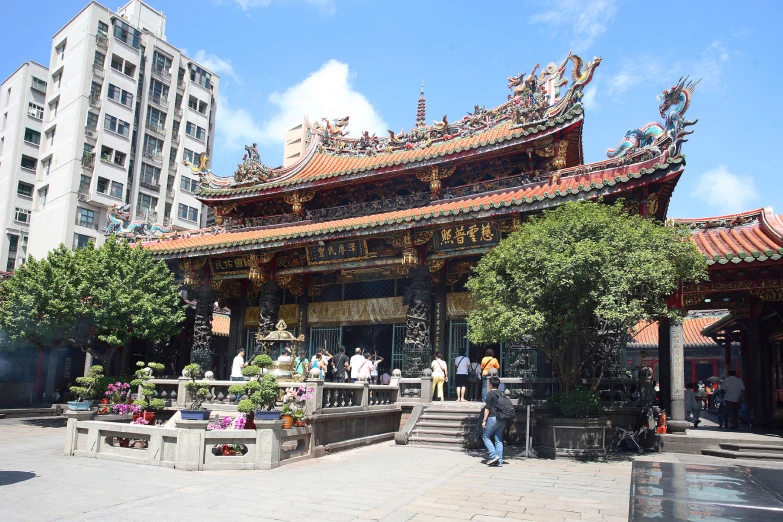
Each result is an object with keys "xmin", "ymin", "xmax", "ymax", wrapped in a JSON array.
[{"xmin": 2, "ymin": 416, "xmax": 782, "ymax": 522}]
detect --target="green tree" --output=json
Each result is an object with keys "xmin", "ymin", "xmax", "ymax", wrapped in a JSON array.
[
  {"xmin": 466, "ymin": 201, "xmax": 707, "ymax": 393},
  {"xmin": 0, "ymin": 238, "xmax": 185, "ymax": 369}
]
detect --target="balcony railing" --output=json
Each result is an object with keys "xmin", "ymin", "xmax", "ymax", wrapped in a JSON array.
[
  {"xmin": 95, "ymin": 33, "xmax": 108, "ymax": 49},
  {"xmin": 304, "ymin": 192, "xmax": 433, "ymax": 222},
  {"xmin": 145, "ymin": 121, "xmax": 165, "ymax": 136},
  {"xmin": 171, "ymin": 134, "xmax": 180, "ymax": 145},
  {"xmin": 92, "ymin": 63, "xmax": 105, "ymax": 78},
  {"xmin": 30, "ymin": 79, "xmax": 48, "ymax": 93},
  {"xmin": 84, "ymin": 126, "xmax": 97, "ymax": 141},
  {"xmin": 151, "ymin": 66, "xmax": 171, "ymax": 82},
  {"xmin": 168, "ymin": 160, "xmax": 178, "ymax": 171},
  {"xmin": 140, "ymin": 180, "xmax": 161, "ymax": 192},
  {"xmin": 89, "ymin": 94, "xmax": 101, "ymax": 109},
  {"xmin": 166, "ymin": 189, "xmax": 174, "ymax": 199},
  {"xmin": 142, "ymin": 151, "xmax": 164, "ymax": 165},
  {"xmin": 177, "ymin": 79, "xmax": 185, "ymax": 91},
  {"xmin": 163, "ymin": 216, "xmax": 171, "ymax": 226},
  {"xmin": 149, "ymin": 94, "xmax": 168, "ymax": 109},
  {"xmin": 75, "ymin": 217, "xmax": 100, "ymax": 230},
  {"xmin": 136, "ymin": 210, "xmax": 158, "ymax": 223},
  {"xmin": 77, "ymin": 193, "xmax": 91, "ymax": 202},
  {"xmin": 81, "ymin": 152, "xmax": 95, "ymax": 169}
]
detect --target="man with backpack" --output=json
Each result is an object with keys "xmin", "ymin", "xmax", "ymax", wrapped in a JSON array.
[
  {"xmin": 468, "ymin": 360, "xmax": 482, "ymax": 401},
  {"xmin": 482, "ymin": 375, "xmax": 514, "ymax": 466}
]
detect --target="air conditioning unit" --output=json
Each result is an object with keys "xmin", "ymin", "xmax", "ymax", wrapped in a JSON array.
[{"xmin": 77, "ymin": 193, "xmax": 89, "ymax": 202}]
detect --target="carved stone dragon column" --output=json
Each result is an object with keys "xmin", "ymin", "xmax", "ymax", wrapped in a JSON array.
[
  {"xmin": 190, "ymin": 284, "xmax": 214, "ymax": 372},
  {"xmin": 258, "ymin": 280, "xmax": 282, "ymax": 339},
  {"xmin": 402, "ymin": 266, "xmax": 433, "ymax": 377}
]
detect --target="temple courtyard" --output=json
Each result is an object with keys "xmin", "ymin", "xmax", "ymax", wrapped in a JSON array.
[{"xmin": 1, "ymin": 415, "xmax": 782, "ymax": 522}]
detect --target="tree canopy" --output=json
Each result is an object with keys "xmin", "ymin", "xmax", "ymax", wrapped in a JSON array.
[
  {"xmin": 466, "ymin": 201, "xmax": 708, "ymax": 392},
  {"xmin": 0, "ymin": 238, "xmax": 185, "ymax": 357}
]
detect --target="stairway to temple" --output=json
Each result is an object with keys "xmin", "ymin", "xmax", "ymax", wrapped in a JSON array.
[
  {"xmin": 702, "ymin": 441, "xmax": 783, "ymax": 460},
  {"xmin": 407, "ymin": 402, "xmax": 482, "ymax": 450}
]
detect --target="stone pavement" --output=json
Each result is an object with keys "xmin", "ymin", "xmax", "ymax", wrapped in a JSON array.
[{"xmin": 1, "ymin": 415, "xmax": 777, "ymax": 522}]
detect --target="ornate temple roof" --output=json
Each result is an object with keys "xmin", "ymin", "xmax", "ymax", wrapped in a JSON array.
[
  {"xmin": 212, "ymin": 313, "xmax": 230, "ymax": 337},
  {"xmin": 143, "ymin": 155, "xmax": 684, "ymax": 256},
  {"xmin": 629, "ymin": 313, "xmax": 728, "ymax": 350},
  {"xmin": 674, "ymin": 207, "xmax": 783, "ymax": 266}
]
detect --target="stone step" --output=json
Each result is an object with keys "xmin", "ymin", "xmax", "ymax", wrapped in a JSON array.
[
  {"xmin": 414, "ymin": 427, "xmax": 471, "ymax": 437},
  {"xmin": 719, "ymin": 443, "xmax": 783, "ymax": 453},
  {"xmin": 409, "ymin": 435, "xmax": 469, "ymax": 448},
  {"xmin": 417, "ymin": 420, "xmax": 478, "ymax": 429},
  {"xmin": 702, "ymin": 448, "xmax": 783, "ymax": 460},
  {"xmin": 402, "ymin": 443, "xmax": 468, "ymax": 452},
  {"xmin": 419, "ymin": 414, "xmax": 477, "ymax": 422}
]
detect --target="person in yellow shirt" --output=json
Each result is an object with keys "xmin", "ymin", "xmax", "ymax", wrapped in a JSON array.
[{"xmin": 480, "ymin": 349, "xmax": 500, "ymax": 401}]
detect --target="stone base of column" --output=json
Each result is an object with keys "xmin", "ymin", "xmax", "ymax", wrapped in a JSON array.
[{"xmin": 667, "ymin": 420, "xmax": 689, "ymax": 434}]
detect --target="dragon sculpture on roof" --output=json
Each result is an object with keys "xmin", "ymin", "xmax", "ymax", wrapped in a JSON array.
[
  {"xmin": 104, "ymin": 204, "xmax": 172, "ymax": 239},
  {"xmin": 188, "ymin": 148, "xmax": 272, "ymax": 191},
  {"xmin": 606, "ymin": 76, "xmax": 698, "ymax": 160},
  {"xmin": 315, "ymin": 51, "xmax": 601, "ymax": 157}
]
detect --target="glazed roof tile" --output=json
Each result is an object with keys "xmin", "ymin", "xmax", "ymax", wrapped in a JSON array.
[
  {"xmin": 212, "ymin": 314, "xmax": 230, "ymax": 337},
  {"xmin": 196, "ymin": 107, "xmax": 584, "ymax": 199},
  {"xmin": 629, "ymin": 315, "xmax": 727, "ymax": 349},
  {"xmin": 674, "ymin": 207, "xmax": 783, "ymax": 266},
  {"xmin": 143, "ymin": 155, "xmax": 684, "ymax": 257}
]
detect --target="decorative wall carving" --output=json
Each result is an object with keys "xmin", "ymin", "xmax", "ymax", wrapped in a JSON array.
[
  {"xmin": 190, "ymin": 285, "xmax": 213, "ymax": 371},
  {"xmin": 402, "ymin": 267, "xmax": 432, "ymax": 377}
]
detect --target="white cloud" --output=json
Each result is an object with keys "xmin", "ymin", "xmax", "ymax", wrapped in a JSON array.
[
  {"xmin": 692, "ymin": 165, "xmax": 759, "ymax": 214},
  {"xmin": 530, "ymin": 0, "xmax": 618, "ymax": 52},
  {"xmin": 192, "ymin": 50, "xmax": 241, "ymax": 84},
  {"xmin": 215, "ymin": 96, "xmax": 264, "ymax": 154},
  {"xmin": 231, "ymin": 0, "xmax": 336, "ymax": 14},
  {"xmin": 692, "ymin": 40, "xmax": 729, "ymax": 89},
  {"xmin": 259, "ymin": 59, "xmax": 387, "ymax": 145},
  {"xmin": 607, "ymin": 57, "xmax": 664, "ymax": 97},
  {"xmin": 582, "ymin": 84, "xmax": 599, "ymax": 111}
]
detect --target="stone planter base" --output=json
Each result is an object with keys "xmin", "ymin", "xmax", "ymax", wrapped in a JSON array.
[{"xmin": 538, "ymin": 417, "xmax": 609, "ymax": 459}]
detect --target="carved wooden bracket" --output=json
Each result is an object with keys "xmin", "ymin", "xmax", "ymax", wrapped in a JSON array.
[
  {"xmin": 552, "ymin": 139, "xmax": 569, "ymax": 170},
  {"xmin": 416, "ymin": 165, "xmax": 457, "ymax": 198},
  {"xmin": 413, "ymin": 231, "xmax": 433, "ymax": 246},
  {"xmin": 284, "ymin": 191, "xmax": 315, "ymax": 216}
]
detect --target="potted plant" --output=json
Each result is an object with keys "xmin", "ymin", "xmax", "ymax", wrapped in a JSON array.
[
  {"xmin": 282, "ymin": 385, "xmax": 314, "ymax": 428},
  {"xmin": 180, "ymin": 363, "xmax": 212, "ymax": 420},
  {"xmin": 68, "ymin": 365, "xmax": 104, "ymax": 410},
  {"xmin": 130, "ymin": 361, "xmax": 166, "ymax": 423},
  {"xmin": 538, "ymin": 387, "xmax": 608, "ymax": 458},
  {"xmin": 236, "ymin": 373, "xmax": 280, "ymax": 421}
]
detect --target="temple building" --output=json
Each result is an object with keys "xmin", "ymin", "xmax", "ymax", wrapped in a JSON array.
[{"xmin": 137, "ymin": 51, "xmax": 705, "ymax": 398}]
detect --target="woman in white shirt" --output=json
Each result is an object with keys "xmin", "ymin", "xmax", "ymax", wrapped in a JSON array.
[
  {"xmin": 431, "ymin": 353, "xmax": 448, "ymax": 401},
  {"xmin": 453, "ymin": 349, "xmax": 470, "ymax": 402}
]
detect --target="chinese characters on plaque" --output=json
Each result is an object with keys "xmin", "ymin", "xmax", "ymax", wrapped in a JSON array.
[
  {"xmin": 433, "ymin": 222, "xmax": 499, "ymax": 251},
  {"xmin": 210, "ymin": 256, "xmax": 251, "ymax": 276},
  {"xmin": 306, "ymin": 240, "xmax": 369, "ymax": 265}
]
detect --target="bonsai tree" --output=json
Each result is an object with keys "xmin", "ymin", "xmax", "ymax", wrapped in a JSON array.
[
  {"xmin": 549, "ymin": 387, "xmax": 601, "ymax": 418},
  {"xmin": 131, "ymin": 361, "xmax": 166, "ymax": 411},
  {"xmin": 237, "ymin": 373, "xmax": 279, "ymax": 414},
  {"xmin": 467, "ymin": 201, "xmax": 707, "ymax": 394},
  {"xmin": 70, "ymin": 365, "xmax": 104, "ymax": 402},
  {"xmin": 241, "ymin": 354, "xmax": 274, "ymax": 380},
  {"xmin": 183, "ymin": 363, "xmax": 212, "ymax": 411}
]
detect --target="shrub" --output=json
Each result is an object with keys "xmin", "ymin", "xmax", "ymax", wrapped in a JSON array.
[
  {"xmin": 228, "ymin": 384, "xmax": 246, "ymax": 396},
  {"xmin": 131, "ymin": 360, "xmax": 164, "ymax": 411},
  {"xmin": 69, "ymin": 365, "xmax": 104, "ymax": 401},
  {"xmin": 549, "ymin": 387, "xmax": 601, "ymax": 418}
]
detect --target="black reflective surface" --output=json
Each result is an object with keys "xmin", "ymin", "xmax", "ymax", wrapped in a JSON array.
[{"xmin": 629, "ymin": 461, "xmax": 783, "ymax": 521}]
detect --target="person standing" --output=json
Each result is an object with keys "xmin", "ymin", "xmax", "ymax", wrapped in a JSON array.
[
  {"xmin": 294, "ymin": 350, "xmax": 309, "ymax": 377},
  {"xmin": 230, "ymin": 349, "xmax": 248, "ymax": 381},
  {"xmin": 722, "ymin": 370, "xmax": 745, "ymax": 430},
  {"xmin": 333, "ymin": 346, "xmax": 349, "ymax": 383},
  {"xmin": 431, "ymin": 353, "xmax": 448, "ymax": 401},
  {"xmin": 350, "ymin": 347, "xmax": 365, "ymax": 383},
  {"xmin": 481, "ymin": 349, "xmax": 500, "ymax": 401},
  {"xmin": 358, "ymin": 351, "xmax": 374, "ymax": 381},
  {"xmin": 370, "ymin": 354, "xmax": 384, "ymax": 384},
  {"xmin": 482, "ymin": 376, "xmax": 507, "ymax": 466},
  {"xmin": 454, "ymin": 349, "xmax": 470, "ymax": 402},
  {"xmin": 311, "ymin": 352, "xmax": 323, "ymax": 378},
  {"xmin": 468, "ymin": 360, "xmax": 482, "ymax": 401},
  {"xmin": 322, "ymin": 349, "xmax": 334, "ymax": 382},
  {"xmin": 685, "ymin": 383, "xmax": 700, "ymax": 427}
]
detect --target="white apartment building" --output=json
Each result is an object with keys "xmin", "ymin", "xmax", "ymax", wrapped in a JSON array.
[
  {"xmin": 0, "ymin": 61, "xmax": 49, "ymax": 272},
  {"xmin": 28, "ymin": 0, "xmax": 219, "ymax": 259}
]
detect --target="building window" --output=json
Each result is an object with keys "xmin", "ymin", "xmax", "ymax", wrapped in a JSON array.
[
  {"xmin": 46, "ymin": 128, "xmax": 56, "ymax": 146},
  {"xmin": 38, "ymin": 187, "xmax": 48, "ymax": 209},
  {"xmin": 100, "ymin": 145, "xmax": 113, "ymax": 161},
  {"xmin": 86, "ymin": 111, "xmax": 98, "ymax": 131},
  {"xmin": 178, "ymin": 203, "xmax": 198, "ymax": 222},
  {"xmin": 179, "ymin": 176, "xmax": 198, "ymax": 193},
  {"xmin": 94, "ymin": 50, "xmax": 105, "ymax": 68},
  {"xmin": 188, "ymin": 96, "xmax": 198, "ymax": 111},
  {"xmin": 77, "ymin": 207, "xmax": 95, "ymax": 228},
  {"xmin": 17, "ymin": 181, "xmax": 33, "ymax": 198},
  {"xmin": 31, "ymin": 76, "xmax": 47, "ymax": 92},
  {"xmin": 140, "ymin": 163, "xmax": 161, "ymax": 185},
  {"xmin": 149, "ymin": 79, "xmax": 169, "ymax": 101},
  {"xmin": 164, "ymin": 202, "xmax": 172, "ymax": 218},
  {"xmin": 73, "ymin": 233, "xmax": 91, "ymax": 250},
  {"xmin": 110, "ymin": 54, "xmax": 123, "ymax": 72},
  {"xmin": 50, "ymin": 99, "xmax": 59, "ymax": 118},
  {"xmin": 42, "ymin": 158, "xmax": 51, "ymax": 176},
  {"xmin": 97, "ymin": 21, "xmax": 108, "ymax": 37},
  {"xmin": 143, "ymin": 134, "xmax": 164, "ymax": 155},
  {"xmin": 53, "ymin": 72, "xmax": 62, "ymax": 90},
  {"xmin": 97, "ymin": 177, "xmax": 109, "ymax": 194},
  {"xmin": 113, "ymin": 20, "xmax": 140, "ymax": 49},
  {"xmin": 104, "ymin": 114, "xmax": 129, "ymax": 137},
  {"xmin": 183, "ymin": 148, "xmax": 199, "ymax": 164},
  {"xmin": 113, "ymin": 151, "xmax": 126, "ymax": 167},
  {"xmin": 152, "ymin": 51, "xmax": 172, "ymax": 72},
  {"xmin": 24, "ymin": 128, "xmax": 41, "ymax": 145},
  {"xmin": 137, "ymin": 193, "xmax": 158, "ymax": 216},
  {"xmin": 146, "ymin": 106, "xmax": 166, "ymax": 128},
  {"xmin": 110, "ymin": 181, "xmax": 123, "ymax": 199},
  {"xmin": 28, "ymin": 102, "xmax": 44, "ymax": 119},
  {"xmin": 79, "ymin": 175, "xmax": 91, "ymax": 194},
  {"xmin": 190, "ymin": 65, "xmax": 211, "ymax": 89},
  {"xmin": 108, "ymin": 84, "xmax": 133, "ymax": 108},
  {"xmin": 8, "ymin": 234, "xmax": 18, "ymax": 254},
  {"xmin": 56, "ymin": 41, "xmax": 66, "ymax": 60},
  {"xmin": 14, "ymin": 208, "xmax": 31, "ymax": 223},
  {"xmin": 20, "ymin": 155, "xmax": 37, "ymax": 170},
  {"xmin": 185, "ymin": 122, "xmax": 205, "ymax": 141}
]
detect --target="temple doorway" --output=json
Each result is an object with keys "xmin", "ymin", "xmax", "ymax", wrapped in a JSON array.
[{"xmin": 341, "ymin": 324, "xmax": 394, "ymax": 375}]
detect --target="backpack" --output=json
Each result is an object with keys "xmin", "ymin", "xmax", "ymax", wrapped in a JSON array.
[
  {"xmin": 468, "ymin": 363, "xmax": 481, "ymax": 383},
  {"xmin": 490, "ymin": 390, "xmax": 515, "ymax": 420}
]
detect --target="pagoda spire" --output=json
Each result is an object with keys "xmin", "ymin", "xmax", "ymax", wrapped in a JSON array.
[{"xmin": 416, "ymin": 81, "xmax": 426, "ymax": 127}]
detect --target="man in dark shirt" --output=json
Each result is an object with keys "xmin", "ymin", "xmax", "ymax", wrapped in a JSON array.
[
  {"xmin": 333, "ymin": 346, "xmax": 349, "ymax": 383},
  {"xmin": 482, "ymin": 376, "xmax": 506, "ymax": 466}
]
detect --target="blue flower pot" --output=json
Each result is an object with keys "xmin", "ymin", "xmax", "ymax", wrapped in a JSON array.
[
  {"xmin": 254, "ymin": 410, "xmax": 281, "ymax": 421},
  {"xmin": 68, "ymin": 400, "xmax": 93, "ymax": 411},
  {"xmin": 180, "ymin": 409, "xmax": 211, "ymax": 420}
]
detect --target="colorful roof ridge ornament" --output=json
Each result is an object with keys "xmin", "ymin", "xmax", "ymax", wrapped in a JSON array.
[
  {"xmin": 104, "ymin": 203, "xmax": 171, "ymax": 239},
  {"xmin": 416, "ymin": 81, "xmax": 426, "ymax": 127}
]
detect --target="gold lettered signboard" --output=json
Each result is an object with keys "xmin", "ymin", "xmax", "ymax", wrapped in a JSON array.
[
  {"xmin": 210, "ymin": 255, "xmax": 251, "ymax": 276},
  {"xmin": 306, "ymin": 239, "xmax": 369, "ymax": 265},
  {"xmin": 433, "ymin": 222, "xmax": 499, "ymax": 251}
]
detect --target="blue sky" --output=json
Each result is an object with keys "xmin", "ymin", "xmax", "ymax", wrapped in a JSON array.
[{"xmin": 2, "ymin": 0, "xmax": 780, "ymax": 218}]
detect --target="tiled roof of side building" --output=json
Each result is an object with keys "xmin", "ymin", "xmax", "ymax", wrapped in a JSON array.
[
  {"xmin": 673, "ymin": 207, "xmax": 783, "ymax": 265},
  {"xmin": 196, "ymin": 108, "xmax": 584, "ymax": 199},
  {"xmin": 142, "ymin": 154, "xmax": 684, "ymax": 256},
  {"xmin": 212, "ymin": 314, "xmax": 230, "ymax": 337},
  {"xmin": 629, "ymin": 315, "xmax": 727, "ymax": 349}
]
